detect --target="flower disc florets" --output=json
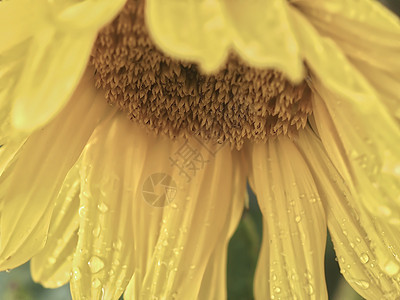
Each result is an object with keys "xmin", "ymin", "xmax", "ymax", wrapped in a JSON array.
[{"xmin": 91, "ymin": 0, "xmax": 312, "ymax": 149}]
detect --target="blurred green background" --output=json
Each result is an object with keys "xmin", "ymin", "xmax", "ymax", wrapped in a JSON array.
[{"xmin": 0, "ymin": 1, "xmax": 398, "ymax": 299}]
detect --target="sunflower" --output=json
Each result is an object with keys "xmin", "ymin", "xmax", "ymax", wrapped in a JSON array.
[{"xmin": 1, "ymin": 0, "xmax": 399, "ymax": 299}]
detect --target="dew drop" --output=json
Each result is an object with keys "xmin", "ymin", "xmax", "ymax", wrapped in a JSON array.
[
  {"xmin": 72, "ymin": 267, "xmax": 81, "ymax": 281},
  {"xmin": 295, "ymin": 216, "xmax": 301, "ymax": 223},
  {"xmin": 377, "ymin": 205, "xmax": 391, "ymax": 217},
  {"xmin": 353, "ymin": 280, "xmax": 370, "ymax": 290},
  {"xmin": 92, "ymin": 278, "xmax": 101, "ymax": 288},
  {"xmin": 389, "ymin": 218, "xmax": 400, "ymax": 226},
  {"xmin": 92, "ymin": 226, "xmax": 101, "ymax": 237},
  {"xmin": 384, "ymin": 261, "xmax": 400, "ymax": 276},
  {"xmin": 98, "ymin": 202, "xmax": 109, "ymax": 213},
  {"xmin": 113, "ymin": 239, "xmax": 122, "ymax": 250},
  {"xmin": 79, "ymin": 206, "xmax": 88, "ymax": 218},
  {"xmin": 88, "ymin": 256, "xmax": 105, "ymax": 273},
  {"xmin": 47, "ymin": 257, "xmax": 56, "ymax": 264},
  {"xmin": 274, "ymin": 287, "xmax": 281, "ymax": 294},
  {"xmin": 360, "ymin": 253, "xmax": 369, "ymax": 264},
  {"xmin": 304, "ymin": 283, "xmax": 314, "ymax": 295},
  {"xmin": 113, "ymin": 259, "xmax": 120, "ymax": 267}
]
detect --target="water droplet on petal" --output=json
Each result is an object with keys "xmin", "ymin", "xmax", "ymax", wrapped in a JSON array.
[
  {"xmin": 360, "ymin": 253, "xmax": 369, "ymax": 264},
  {"xmin": 113, "ymin": 239, "xmax": 122, "ymax": 250},
  {"xmin": 47, "ymin": 257, "xmax": 56, "ymax": 264},
  {"xmin": 79, "ymin": 206, "xmax": 87, "ymax": 218},
  {"xmin": 274, "ymin": 287, "xmax": 281, "ymax": 294},
  {"xmin": 72, "ymin": 267, "xmax": 81, "ymax": 280},
  {"xmin": 377, "ymin": 205, "xmax": 391, "ymax": 217},
  {"xmin": 92, "ymin": 278, "xmax": 101, "ymax": 288},
  {"xmin": 98, "ymin": 202, "xmax": 109, "ymax": 213},
  {"xmin": 384, "ymin": 261, "xmax": 400, "ymax": 276},
  {"xmin": 304, "ymin": 284, "xmax": 314, "ymax": 295},
  {"xmin": 92, "ymin": 226, "xmax": 101, "ymax": 237},
  {"xmin": 295, "ymin": 216, "xmax": 301, "ymax": 223},
  {"xmin": 353, "ymin": 280, "xmax": 370, "ymax": 290},
  {"xmin": 88, "ymin": 256, "xmax": 105, "ymax": 273}
]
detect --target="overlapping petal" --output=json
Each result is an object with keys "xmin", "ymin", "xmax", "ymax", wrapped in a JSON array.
[
  {"xmin": 70, "ymin": 113, "xmax": 137, "ymax": 299},
  {"xmin": 221, "ymin": 0, "xmax": 303, "ymax": 81},
  {"xmin": 31, "ymin": 163, "xmax": 81, "ymax": 288},
  {"xmin": 311, "ymin": 79, "xmax": 400, "ymax": 226},
  {"xmin": 248, "ymin": 136, "xmax": 327, "ymax": 299},
  {"xmin": 198, "ymin": 153, "xmax": 247, "ymax": 299},
  {"xmin": 145, "ymin": 0, "xmax": 231, "ymax": 72},
  {"xmin": 146, "ymin": 0, "xmax": 303, "ymax": 81},
  {"xmin": 288, "ymin": 8, "xmax": 379, "ymax": 113},
  {"xmin": 294, "ymin": 0, "xmax": 400, "ymax": 73},
  {"xmin": 295, "ymin": 128, "xmax": 400, "ymax": 299},
  {"xmin": 294, "ymin": 0, "xmax": 400, "ymax": 120},
  {"xmin": 102, "ymin": 115, "xmax": 246, "ymax": 299},
  {"xmin": 0, "ymin": 0, "xmax": 125, "ymax": 132},
  {"xmin": 0, "ymin": 70, "xmax": 110, "ymax": 270}
]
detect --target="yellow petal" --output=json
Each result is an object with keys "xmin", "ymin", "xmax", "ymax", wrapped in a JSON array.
[
  {"xmin": 138, "ymin": 143, "xmax": 238, "ymax": 298},
  {"xmin": 31, "ymin": 163, "xmax": 80, "ymax": 288},
  {"xmin": 70, "ymin": 113, "xmax": 136, "ymax": 300},
  {"xmin": 311, "ymin": 79, "xmax": 400, "ymax": 225},
  {"xmin": 96, "ymin": 114, "xmax": 242, "ymax": 299},
  {"xmin": 351, "ymin": 61, "xmax": 400, "ymax": 122},
  {"xmin": 0, "ymin": 42, "xmax": 28, "ymax": 174},
  {"xmin": 47, "ymin": 0, "xmax": 127, "ymax": 31},
  {"xmin": 294, "ymin": 0, "xmax": 400, "ymax": 73},
  {"xmin": 289, "ymin": 8, "xmax": 379, "ymax": 113},
  {"xmin": 248, "ymin": 136, "xmax": 327, "ymax": 299},
  {"xmin": 294, "ymin": 0, "xmax": 400, "ymax": 121},
  {"xmin": 221, "ymin": 0, "xmax": 303, "ymax": 82},
  {"xmin": 10, "ymin": 30, "xmax": 96, "ymax": 131},
  {"xmin": 198, "ymin": 152, "xmax": 246, "ymax": 299},
  {"xmin": 127, "ymin": 155, "xmax": 246, "ymax": 300},
  {"xmin": 0, "ymin": 0, "xmax": 125, "ymax": 132},
  {"xmin": 146, "ymin": 0, "xmax": 230, "ymax": 72},
  {"xmin": 0, "ymin": 70, "xmax": 109, "ymax": 270},
  {"xmin": 0, "ymin": 0, "xmax": 44, "ymax": 53},
  {"xmin": 295, "ymin": 127, "xmax": 400, "ymax": 299}
]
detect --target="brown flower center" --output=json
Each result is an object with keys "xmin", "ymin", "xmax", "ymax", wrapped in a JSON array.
[{"xmin": 90, "ymin": 0, "xmax": 312, "ymax": 149}]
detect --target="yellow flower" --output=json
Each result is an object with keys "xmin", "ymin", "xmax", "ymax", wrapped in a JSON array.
[{"xmin": 0, "ymin": 0, "xmax": 399, "ymax": 299}]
